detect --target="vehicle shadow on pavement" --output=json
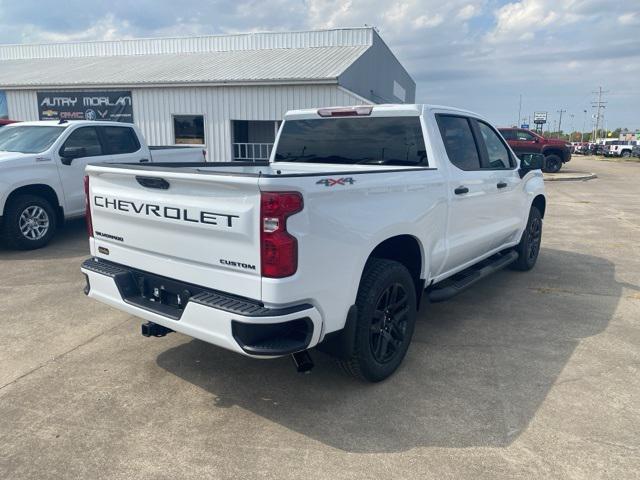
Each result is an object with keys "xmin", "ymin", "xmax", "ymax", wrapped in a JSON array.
[
  {"xmin": 0, "ymin": 218, "xmax": 88, "ymax": 260},
  {"xmin": 156, "ymin": 248, "xmax": 623, "ymax": 453}
]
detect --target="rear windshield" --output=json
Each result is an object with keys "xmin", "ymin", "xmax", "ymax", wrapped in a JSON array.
[
  {"xmin": 0, "ymin": 125, "xmax": 66, "ymax": 154},
  {"xmin": 274, "ymin": 116, "xmax": 427, "ymax": 166}
]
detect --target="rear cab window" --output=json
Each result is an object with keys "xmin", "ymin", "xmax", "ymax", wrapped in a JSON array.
[{"xmin": 274, "ymin": 116, "xmax": 428, "ymax": 166}]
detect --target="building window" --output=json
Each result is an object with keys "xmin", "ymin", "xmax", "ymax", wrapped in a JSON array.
[
  {"xmin": 173, "ymin": 115, "xmax": 205, "ymax": 145},
  {"xmin": 231, "ymin": 120, "xmax": 277, "ymax": 162}
]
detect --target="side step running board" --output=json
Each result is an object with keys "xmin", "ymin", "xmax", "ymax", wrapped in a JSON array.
[{"xmin": 428, "ymin": 251, "xmax": 519, "ymax": 303}]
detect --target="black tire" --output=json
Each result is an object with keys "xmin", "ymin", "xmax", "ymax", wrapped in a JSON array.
[
  {"xmin": 622, "ymin": 151, "xmax": 631, "ymax": 158},
  {"xmin": 543, "ymin": 154, "xmax": 562, "ymax": 173},
  {"xmin": 510, "ymin": 206, "xmax": 542, "ymax": 271},
  {"xmin": 1, "ymin": 195, "xmax": 57, "ymax": 250},
  {"xmin": 338, "ymin": 258, "xmax": 417, "ymax": 382}
]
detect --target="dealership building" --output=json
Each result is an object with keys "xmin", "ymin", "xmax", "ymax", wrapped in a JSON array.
[{"xmin": 0, "ymin": 27, "xmax": 414, "ymax": 161}]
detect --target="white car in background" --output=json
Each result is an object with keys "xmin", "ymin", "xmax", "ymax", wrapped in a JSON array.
[
  {"xmin": 604, "ymin": 140, "xmax": 637, "ymax": 158},
  {"xmin": 0, "ymin": 120, "xmax": 206, "ymax": 249}
]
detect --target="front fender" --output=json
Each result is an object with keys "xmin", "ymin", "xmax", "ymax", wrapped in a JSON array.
[
  {"xmin": 520, "ymin": 171, "xmax": 546, "ymax": 234},
  {"xmin": 523, "ymin": 170, "xmax": 545, "ymax": 198},
  {"xmin": 0, "ymin": 165, "xmax": 64, "ymax": 214}
]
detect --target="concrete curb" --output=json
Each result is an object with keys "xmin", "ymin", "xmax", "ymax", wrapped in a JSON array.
[{"xmin": 544, "ymin": 172, "xmax": 597, "ymax": 182}]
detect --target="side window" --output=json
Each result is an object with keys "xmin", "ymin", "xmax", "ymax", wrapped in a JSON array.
[
  {"xmin": 60, "ymin": 127, "xmax": 103, "ymax": 158},
  {"xmin": 435, "ymin": 115, "xmax": 480, "ymax": 171},
  {"xmin": 516, "ymin": 130, "xmax": 535, "ymax": 141},
  {"xmin": 499, "ymin": 129, "xmax": 515, "ymax": 140},
  {"xmin": 477, "ymin": 121, "xmax": 512, "ymax": 169},
  {"xmin": 100, "ymin": 126, "xmax": 140, "ymax": 155}
]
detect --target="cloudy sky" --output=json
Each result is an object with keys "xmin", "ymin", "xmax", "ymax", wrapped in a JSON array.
[{"xmin": 0, "ymin": 0, "xmax": 638, "ymax": 130}]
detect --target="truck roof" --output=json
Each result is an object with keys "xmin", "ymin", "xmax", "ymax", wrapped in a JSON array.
[
  {"xmin": 283, "ymin": 104, "xmax": 483, "ymax": 120},
  {"xmin": 8, "ymin": 120, "xmax": 133, "ymax": 127}
]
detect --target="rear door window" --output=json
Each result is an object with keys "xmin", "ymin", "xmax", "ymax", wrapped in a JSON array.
[
  {"xmin": 274, "ymin": 116, "xmax": 427, "ymax": 166},
  {"xmin": 435, "ymin": 115, "xmax": 481, "ymax": 170},
  {"xmin": 499, "ymin": 129, "xmax": 515, "ymax": 140},
  {"xmin": 100, "ymin": 126, "xmax": 140, "ymax": 154}
]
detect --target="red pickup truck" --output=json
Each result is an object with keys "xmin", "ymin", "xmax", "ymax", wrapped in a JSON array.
[{"xmin": 498, "ymin": 128, "xmax": 571, "ymax": 173}]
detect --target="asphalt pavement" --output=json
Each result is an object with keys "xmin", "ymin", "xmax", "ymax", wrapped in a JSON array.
[{"xmin": 1, "ymin": 156, "xmax": 638, "ymax": 479}]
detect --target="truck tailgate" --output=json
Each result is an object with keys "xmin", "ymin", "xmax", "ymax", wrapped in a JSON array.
[{"xmin": 86, "ymin": 166, "xmax": 262, "ymax": 300}]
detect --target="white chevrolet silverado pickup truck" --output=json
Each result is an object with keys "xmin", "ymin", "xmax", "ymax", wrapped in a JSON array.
[
  {"xmin": 81, "ymin": 104, "xmax": 546, "ymax": 382},
  {"xmin": 0, "ymin": 120, "xmax": 206, "ymax": 249}
]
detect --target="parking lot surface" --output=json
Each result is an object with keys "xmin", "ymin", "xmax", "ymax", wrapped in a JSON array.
[{"xmin": 1, "ymin": 156, "xmax": 639, "ymax": 479}]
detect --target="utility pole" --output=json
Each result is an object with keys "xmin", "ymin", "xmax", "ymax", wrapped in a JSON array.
[
  {"xmin": 581, "ymin": 109, "xmax": 587, "ymax": 142},
  {"xmin": 517, "ymin": 94, "xmax": 522, "ymax": 127},
  {"xmin": 557, "ymin": 109, "xmax": 566, "ymax": 139},
  {"xmin": 569, "ymin": 114, "xmax": 575, "ymax": 141},
  {"xmin": 591, "ymin": 86, "xmax": 608, "ymax": 142}
]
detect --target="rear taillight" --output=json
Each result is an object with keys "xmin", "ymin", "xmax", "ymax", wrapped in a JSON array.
[
  {"xmin": 260, "ymin": 191, "xmax": 303, "ymax": 278},
  {"xmin": 84, "ymin": 175, "xmax": 93, "ymax": 238}
]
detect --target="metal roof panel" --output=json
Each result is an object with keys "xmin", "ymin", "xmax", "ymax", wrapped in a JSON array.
[{"xmin": 0, "ymin": 46, "xmax": 369, "ymax": 88}]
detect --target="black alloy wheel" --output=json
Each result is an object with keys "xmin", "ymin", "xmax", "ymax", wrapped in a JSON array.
[{"xmin": 369, "ymin": 283, "xmax": 410, "ymax": 364}]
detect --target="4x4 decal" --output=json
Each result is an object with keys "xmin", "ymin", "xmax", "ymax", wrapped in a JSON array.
[{"xmin": 316, "ymin": 177, "xmax": 355, "ymax": 187}]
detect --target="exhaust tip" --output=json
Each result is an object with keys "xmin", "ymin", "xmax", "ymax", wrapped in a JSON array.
[
  {"xmin": 83, "ymin": 273, "xmax": 90, "ymax": 296},
  {"xmin": 291, "ymin": 350, "xmax": 314, "ymax": 374}
]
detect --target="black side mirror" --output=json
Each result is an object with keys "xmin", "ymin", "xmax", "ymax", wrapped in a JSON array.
[
  {"xmin": 60, "ymin": 146, "xmax": 87, "ymax": 165},
  {"xmin": 518, "ymin": 152, "xmax": 544, "ymax": 178}
]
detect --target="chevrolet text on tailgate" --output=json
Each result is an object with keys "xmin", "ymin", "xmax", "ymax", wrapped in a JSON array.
[{"xmin": 82, "ymin": 104, "xmax": 546, "ymax": 382}]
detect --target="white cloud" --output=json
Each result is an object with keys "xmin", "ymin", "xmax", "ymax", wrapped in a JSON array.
[
  {"xmin": 456, "ymin": 4, "xmax": 478, "ymax": 21},
  {"xmin": 305, "ymin": 0, "xmax": 485, "ymax": 37},
  {"xmin": 413, "ymin": 14, "xmax": 443, "ymax": 28},
  {"xmin": 0, "ymin": 0, "xmax": 638, "ymax": 127},
  {"xmin": 618, "ymin": 12, "xmax": 639, "ymax": 25},
  {"xmin": 484, "ymin": 0, "xmax": 622, "ymax": 44},
  {"xmin": 306, "ymin": 0, "xmax": 354, "ymax": 29},
  {"xmin": 29, "ymin": 15, "xmax": 134, "ymax": 43},
  {"xmin": 485, "ymin": 0, "xmax": 558, "ymax": 44}
]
